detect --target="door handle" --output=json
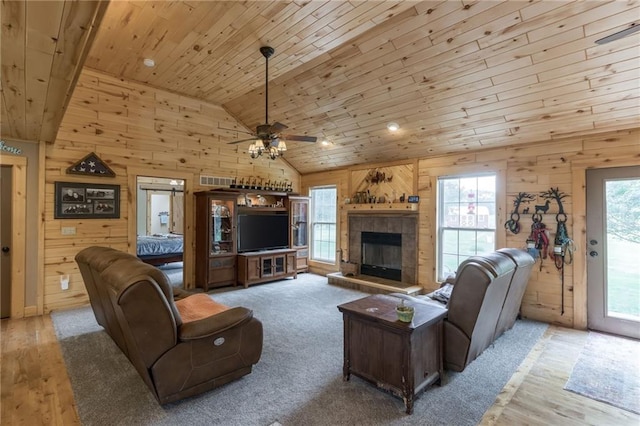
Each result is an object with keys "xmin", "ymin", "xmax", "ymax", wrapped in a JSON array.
[
  {"xmin": 1, "ymin": 246, "xmax": 9, "ymax": 253},
  {"xmin": 589, "ymin": 250, "xmax": 598, "ymax": 257}
]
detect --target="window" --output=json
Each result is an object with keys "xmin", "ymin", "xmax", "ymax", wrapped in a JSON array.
[
  {"xmin": 437, "ymin": 174, "xmax": 496, "ymax": 281},
  {"xmin": 310, "ymin": 186, "xmax": 337, "ymax": 263}
]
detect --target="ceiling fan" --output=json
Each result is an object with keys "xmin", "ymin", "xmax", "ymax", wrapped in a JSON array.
[{"xmin": 227, "ymin": 46, "xmax": 317, "ymax": 159}]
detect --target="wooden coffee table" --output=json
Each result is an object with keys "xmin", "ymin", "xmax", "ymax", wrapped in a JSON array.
[{"xmin": 337, "ymin": 294, "xmax": 447, "ymax": 414}]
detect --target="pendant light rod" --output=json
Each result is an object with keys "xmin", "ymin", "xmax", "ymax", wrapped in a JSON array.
[{"xmin": 260, "ymin": 46, "xmax": 274, "ymax": 125}]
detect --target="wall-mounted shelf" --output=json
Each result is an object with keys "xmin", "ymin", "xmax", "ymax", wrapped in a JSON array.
[
  {"xmin": 341, "ymin": 203, "xmax": 418, "ymax": 212},
  {"xmin": 212, "ymin": 188, "xmax": 292, "ymax": 197},
  {"xmin": 237, "ymin": 206, "xmax": 288, "ymax": 213}
]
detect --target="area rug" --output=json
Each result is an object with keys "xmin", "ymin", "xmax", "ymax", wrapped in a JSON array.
[
  {"xmin": 564, "ymin": 331, "xmax": 640, "ymax": 414},
  {"xmin": 51, "ymin": 274, "xmax": 548, "ymax": 426}
]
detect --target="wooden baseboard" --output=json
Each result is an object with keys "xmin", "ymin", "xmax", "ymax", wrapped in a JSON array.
[{"xmin": 23, "ymin": 305, "xmax": 38, "ymax": 317}]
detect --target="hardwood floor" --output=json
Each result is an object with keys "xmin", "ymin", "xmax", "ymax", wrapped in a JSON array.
[
  {"xmin": 1, "ymin": 315, "xmax": 80, "ymax": 425},
  {"xmin": 480, "ymin": 327, "xmax": 639, "ymax": 426},
  {"xmin": 2, "ymin": 315, "xmax": 638, "ymax": 425}
]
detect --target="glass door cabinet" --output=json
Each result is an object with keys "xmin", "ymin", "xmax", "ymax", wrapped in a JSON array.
[
  {"xmin": 195, "ymin": 191, "xmax": 237, "ymax": 290},
  {"xmin": 288, "ymin": 196, "xmax": 309, "ymax": 273}
]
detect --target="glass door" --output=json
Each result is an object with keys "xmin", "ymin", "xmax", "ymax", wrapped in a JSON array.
[
  {"xmin": 210, "ymin": 198, "xmax": 234, "ymax": 255},
  {"xmin": 586, "ymin": 166, "xmax": 640, "ymax": 339},
  {"xmin": 274, "ymin": 255, "xmax": 285, "ymax": 274},
  {"xmin": 292, "ymin": 199, "xmax": 308, "ymax": 248},
  {"xmin": 262, "ymin": 257, "xmax": 274, "ymax": 277}
]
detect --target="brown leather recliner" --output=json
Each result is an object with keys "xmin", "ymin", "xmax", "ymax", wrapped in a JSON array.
[
  {"xmin": 75, "ymin": 246, "xmax": 143, "ymax": 357},
  {"xmin": 493, "ymin": 248, "xmax": 535, "ymax": 339},
  {"xmin": 443, "ymin": 252, "xmax": 516, "ymax": 371},
  {"xmin": 75, "ymin": 246, "xmax": 263, "ymax": 404},
  {"xmin": 392, "ymin": 250, "xmax": 520, "ymax": 372}
]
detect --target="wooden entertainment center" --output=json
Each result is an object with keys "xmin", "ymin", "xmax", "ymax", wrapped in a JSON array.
[{"xmin": 194, "ymin": 189, "xmax": 309, "ymax": 291}]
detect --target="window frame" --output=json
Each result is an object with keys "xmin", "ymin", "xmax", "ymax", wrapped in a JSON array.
[
  {"xmin": 309, "ymin": 185, "xmax": 338, "ymax": 264},
  {"xmin": 436, "ymin": 173, "xmax": 498, "ymax": 281}
]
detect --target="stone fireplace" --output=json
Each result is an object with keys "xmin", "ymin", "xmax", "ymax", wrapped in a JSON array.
[{"xmin": 348, "ymin": 214, "xmax": 418, "ymax": 284}]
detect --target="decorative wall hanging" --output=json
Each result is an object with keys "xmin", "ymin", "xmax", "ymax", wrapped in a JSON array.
[
  {"xmin": 365, "ymin": 168, "xmax": 393, "ymax": 184},
  {"xmin": 54, "ymin": 182, "xmax": 120, "ymax": 219},
  {"xmin": 504, "ymin": 192, "xmax": 535, "ymax": 234},
  {"xmin": 542, "ymin": 187, "xmax": 574, "ymax": 316},
  {"xmin": 66, "ymin": 152, "xmax": 115, "ymax": 177},
  {"xmin": 0, "ymin": 139, "xmax": 22, "ymax": 155},
  {"xmin": 526, "ymin": 213, "xmax": 549, "ymax": 265}
]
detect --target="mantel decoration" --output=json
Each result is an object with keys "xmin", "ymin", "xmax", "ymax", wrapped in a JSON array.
[
  {"xmin": 54, "ymin": 182, "xmax": 120, "ymax": 219},
  {"xmin": 66, "ymin": 152, "xmax": 115, "ymax": 177}
]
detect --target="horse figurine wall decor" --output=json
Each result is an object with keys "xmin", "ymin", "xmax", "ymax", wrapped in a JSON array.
[{"xmin": 534, "ymin": 199, "xmax": 550, "ymax": 214}]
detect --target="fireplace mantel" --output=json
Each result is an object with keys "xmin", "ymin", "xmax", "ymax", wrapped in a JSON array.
[{"xmin": 341, "ymin": 203, "xmax": 418, "ymax": 213}]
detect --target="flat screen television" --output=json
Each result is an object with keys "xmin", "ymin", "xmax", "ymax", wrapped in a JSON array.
[{"xmin": 237, "ymin": 214, "xmax": 289, "ymax": 253}]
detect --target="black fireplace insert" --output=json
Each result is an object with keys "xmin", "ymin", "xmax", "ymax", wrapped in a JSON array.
[{"xmin": 360, "ymin": 231, "xmax": 402, "ymax": 281}]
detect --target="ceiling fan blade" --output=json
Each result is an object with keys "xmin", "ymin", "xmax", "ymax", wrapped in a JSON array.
[
  {"xmin": 227, "ymin": 137, "xmax": 259, "ymax": 145},
  {"xmin": 595, "ymin": 24, "xmax": 640, "ymax": 44},
  {"xmin": 281, "ymin": 134, "xmax": 317, "ymax": 143},
  {"xmin": 270, "ymin": 122, "xmax": 288, "ymax": 133}
]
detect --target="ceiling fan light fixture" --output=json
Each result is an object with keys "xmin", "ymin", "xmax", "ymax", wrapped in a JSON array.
[
  {"xmin": 268, "ymin": 146, "xmax": 279, "ymax": 160},
  {"xmin": 387, "ymin": 122, "xmax": 400, "ymax": 132},
  {"xmin": 229, "ymin": 46, "xmax": 317, "ymax": 159}
]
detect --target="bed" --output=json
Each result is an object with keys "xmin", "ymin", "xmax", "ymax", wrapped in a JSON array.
[{"xmin": 136, "ymin": 234, "xmax": 184, "ymax": 266}]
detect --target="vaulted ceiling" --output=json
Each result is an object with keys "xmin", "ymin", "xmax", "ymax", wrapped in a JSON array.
[{"xmin": 2, "ymin": 1, "xmax": 639, "ymax": 174}]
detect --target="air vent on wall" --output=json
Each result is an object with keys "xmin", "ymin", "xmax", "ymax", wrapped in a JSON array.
[{"xmin": 200, "ymin": 175, "xmax": 234, "ymax": 187}]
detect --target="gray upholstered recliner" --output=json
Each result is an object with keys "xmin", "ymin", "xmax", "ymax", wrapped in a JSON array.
[{"xmin": 75, "ymin": 246, "xmax": 263, "ymax": 404}]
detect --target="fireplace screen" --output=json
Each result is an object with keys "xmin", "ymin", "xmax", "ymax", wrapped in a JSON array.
[{"xmin": 361, "ymin": 231, "xmax": 402, "ymax": 281}]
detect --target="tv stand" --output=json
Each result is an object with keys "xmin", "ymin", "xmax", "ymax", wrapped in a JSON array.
[{"xmin": 237, "ymin": 249, "xmax": 297, "ymax": 288}]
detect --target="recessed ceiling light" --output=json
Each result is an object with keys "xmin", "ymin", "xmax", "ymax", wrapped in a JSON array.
[
  {"xmin": 387, "ymin": 122, "xmax": 400, "ymax": 132},
  {"xmin": 143, "ymin": 58, "xmax": 155, "ymax": 67},
  {"xmin": 321, "ymin": 140, "xmax": 331, "ymax": 146}
]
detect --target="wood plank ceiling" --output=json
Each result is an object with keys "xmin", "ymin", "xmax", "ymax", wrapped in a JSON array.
[
  {"xmin": 2, "ymin": 1, "xmax": 639, "ymax": 174},
  {"xmin": 0, "ymin": 1, "xmax": 109, "ymax": 144}
]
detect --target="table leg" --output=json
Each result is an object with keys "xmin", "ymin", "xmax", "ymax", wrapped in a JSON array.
[{"xmin": 404, "ymin": 394, "xmax": 414, "ymax": 415}]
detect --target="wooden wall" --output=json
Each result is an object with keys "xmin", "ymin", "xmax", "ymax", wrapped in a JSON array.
[
  {"xmin": 302, "ymin": 128, "xmax": 640, "ymax": 328},
  {"xmin": 39, "ymin": 66, "xmax": 639, "ymax": 328},
  {"xmin": 43, "ymin": 69, "xmax": 299, "ymax": 313}
]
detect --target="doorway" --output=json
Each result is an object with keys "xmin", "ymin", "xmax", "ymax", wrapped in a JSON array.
[
  {"xmin": 136, "ymin": 176, "xmax": 185, "ymax": 288},
  {"xmin": 1, "ymin": 166, "xmax": 12, "ymax": 318},
  {"xmin": 586, "ymin": 166, "xmax": 640, "ymax": 339},
  {"xmin": 0, "ymin": 155, "xmax": 26, "ymax": 318}
]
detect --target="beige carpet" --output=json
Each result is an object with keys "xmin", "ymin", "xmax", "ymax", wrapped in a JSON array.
[{"xmin": 564, "ymin": 331, "xmax": 640, "ymax": 414}]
